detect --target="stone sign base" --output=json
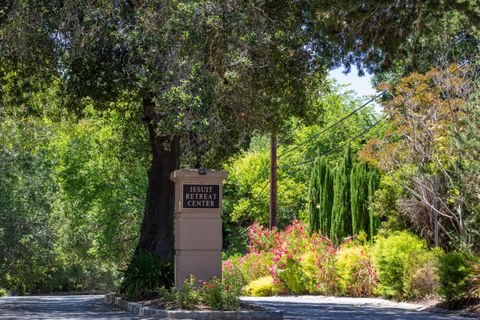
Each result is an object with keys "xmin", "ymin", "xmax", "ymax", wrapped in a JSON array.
[{"xmin": 170, "ymin": 169, "xmax": 227, "ymax": 289}]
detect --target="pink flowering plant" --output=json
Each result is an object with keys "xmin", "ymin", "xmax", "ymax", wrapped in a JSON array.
[
  {"xmin": 158, "ymin": 274, "xmax": 243, "ymax": 310},
  {"xmin": 235, "ymin": 220, "xmax": 340, "ymax": 294}
]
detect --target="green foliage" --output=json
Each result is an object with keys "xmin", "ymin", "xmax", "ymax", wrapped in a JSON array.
[
  {"xmin": 200, "ymin": 277, "xmax": 242, "ymax": 310},
  {"xmin": 159, "ymin": 276, "xmax": 242, "ymax": 311},
  {"xmin": 235, "ymin": 253, "xmax": 274, "ymax": 285},
  {"xmin": 50, "ymin": 101, "xmax": 147, "ymax": 264},
  {"xmin": 244, "ymin": 276, "xmax": 278, "ymax": 297},
  {"xmin": 176, "ymin": 276, "xmax": 200, "ymax": 310},
  {"xmin": 231, "ymin": 221, "xmax": 449, "ymax": 299},
  {"xmin": 309, "ymin": 149, "xmax": 380, "ymax": 243},
  {"xmin": 373, "ymin": 231, "xmax": 435, "ymax": 300},
  {"xmin": 407, "ymin": 259, "xmax": 439, "ymax": 299},
  {"xmin": 309, "ymin": 158, "xmax": 333, "ymax": 235},
  {"xmin": 465, "ymin": 260, "xmax": 480, "ymax": 300},
  {"xmin": 221, "ymin": 263, "xmax": 245, "ymax": 309},
  {"xmin": 0, "ymin": 117, "xmax": 59, "ymax": 295},
  {"xmin": 0, "ymin": 288, "xmax": 6, "ymax": 297},
  {"xmin": 331, "ymin": 147, "xmax": 353, "ymax": 241},
  {"xmin": 370, "ymin": 174, "xmax": 407, "ymax": 233},
  {"xmin": 0, "ymin": 97, "xmax": 146, "ymax": 294},
  {"xmin": 299, "ymin": 250, "xmax": 336, "ymax": 295},
  {"xmin": 367, "ymin": 169, "xmax": 381, "ymax": 237},
  {"xmin": 198, "ymin": 277, "xmax": 226, "ymax": 310},
  {"xmin": 335, "ymin": 246, "xmax": 378, "ymax": 297},
  {"xmin": 362, "ymin": 67, "xmax": 480, "ymax": 252},
  {"xmin": 224, "ymin": 84, "xmax": 379, "ymax": 235},
  {"xmin": 224, "ymin": 140, "xmax": 307, "ymax": 228},
  {"xmin": 438, "ymin": 252, "xmax": 474, "ymax": 301},
  {"xmin": 351, "ymin": 163, "xmax": 369, "ymax": 236},
  {"xmin": 120, "ymin": 252, "xmax": 173, "ymax": 300},
  {"xmin": 456, "ymin": 87, "xmax": 480, "ymax": 253}
]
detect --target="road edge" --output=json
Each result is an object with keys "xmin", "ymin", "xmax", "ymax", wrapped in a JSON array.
[{"xmin": 104, "ymin": 293, "xmax": 283, "ymax": 319}]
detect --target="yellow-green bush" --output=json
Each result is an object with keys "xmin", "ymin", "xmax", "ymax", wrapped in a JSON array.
[
  {"xmin": 300, "ymin": 250, "xmax": 336, "ymax": 294},
  {"xmin": 373, "ymin": 231, "xmax": 438, "ymax": 300},
  {"xmin": 438, "ymin": 252, "xmax": 474, "ymax": 301},
  {"xmin": 299, "ymin": 251, "xmax": 319, "ymax": 293},
  {"xmin": 335, "ymin": 246, "xmax": 378, "ymax": 297},
  {"xmin": 244, "ymin": 276, "xmax": 280, "ymax": 296},
  {"xmin": 0, "ymin": 287, "xmax": 7, "ymax": 297}
]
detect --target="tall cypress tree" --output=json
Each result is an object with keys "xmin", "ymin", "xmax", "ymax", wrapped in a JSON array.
[
  {"xmin": 351, "ymin": 162, "xmax": 369, "ymax": 236},
  {"xmin": 308, "ymin": 160, "xmax": 321, "ymax": 233},
  {"xmin": 309, "ymin": 149, "xmax": 380, "ymax": 241},
  {"xmin": 320, "ymin": 160, "xmax": 334, "ymax": 235},
  {"xmin": 367, "ymin": 169, "xmax": 381, "ymax": 238},
  {"xmin": 308, "ymin": 158, "xmax": 334, "ymax": 235},
  {"xmin": 331, "ymin": 146, "xmax": 352, "ymax": 241}
]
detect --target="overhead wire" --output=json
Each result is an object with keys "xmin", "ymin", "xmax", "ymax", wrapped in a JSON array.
[
  {"xmin": 277, "ymin": 90, "xmax": 386, "ymax": 160},
  {"xmin": 249, "ymin": 45, "xmax": 480, "ymax": 200},
  {"xmin": 278, "ymin": 115, "xmax": 387, "ymax": 169}
]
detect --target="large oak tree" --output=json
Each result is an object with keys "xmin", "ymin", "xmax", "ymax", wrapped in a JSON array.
[{"xmin": 1, "ymin": 0, "xmax": 478, "ymax": 264}]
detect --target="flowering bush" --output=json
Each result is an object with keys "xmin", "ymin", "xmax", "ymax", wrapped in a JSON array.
[
  {"xmin": 158, "ymin": 275, "xmax": 242, "ymax": 310},
  {"xmin": 228, "ymin": 221, "xmax": 445, "ymax": 300},
  {"xmin": 241, "ymin": 220, "xmax": 339, "ymax": 294},
  {"xmin": 176, "ymin": 276, "xmax": 199, "ymax": 309},
  {"xmin": 233, "ymin": 252, "xmax": 273, "ymax": 284}
]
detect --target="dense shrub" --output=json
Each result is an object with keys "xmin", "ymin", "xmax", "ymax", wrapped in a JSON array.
[
  {"xmin": 438, "ymin": 252, "xmax": 474, "ymax": 301},
  {"xmin": 236, "ymin": 252, "xmax": 273, "ymax": 284},
  {"xmin": 407, "ymin": 259, "xmax": 439, "ymax": 299},
  {"xmin": 466, "ymin": 260, "xmax": 480, "ymax": 300},
  {"xmin": 244, "ymin": 276, "xmax": 278, "ymax": 296},
  {"xmin": 120, "ymin": 251, "xmax": 173, "ymax": 299},
  {"xmin": 0, "ymin": 287, "xmax": 7, "ymax": 297},
  {"xmin": 373, "ymin": 231, "xmax": 436, "ymax": 300},
  {"xmin": 244, "ymin": 220, "xmax": 339, "ymax": 294},
  {"xmin": 227, "ymin": 221, "xmax": 449, "ymax": 300},
  {"xmin": 335, "ymin": 246, "xmax": 378, "ymax": 297}
]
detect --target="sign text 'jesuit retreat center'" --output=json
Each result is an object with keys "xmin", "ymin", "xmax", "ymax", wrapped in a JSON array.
[{"xmin": 182, "ymin": 184, "xmax": 220, "ymax": 209}]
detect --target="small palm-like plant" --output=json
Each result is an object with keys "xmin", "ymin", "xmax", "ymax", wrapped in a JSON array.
[{"xmin": 120, "ymin": 251, "xmax": 173, "ymax": 299}]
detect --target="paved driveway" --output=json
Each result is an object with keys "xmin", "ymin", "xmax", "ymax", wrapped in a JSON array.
[
  {"xmin": 242, "ymin": 296, "xmax": 476, "ymax": 320},
  {"xmin": 0, "ymin": 295, "xmax": 150, "ymax": 320},
  {"xmin": 0, "ymin": 295, "xmax": 476, "ymax": 319}
]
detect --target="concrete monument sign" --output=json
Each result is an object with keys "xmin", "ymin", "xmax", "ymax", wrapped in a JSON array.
[{"xmin": 170, "ymin": 169, "xmax": 228, "ymax": 289}]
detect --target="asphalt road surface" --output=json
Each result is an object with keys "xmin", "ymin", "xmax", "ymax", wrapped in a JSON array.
[
  {"xmin": 0, "ymin": 295, "xmax": 149, "ymax": 320},
  {"xmin": 0, "ymin": 295, "xmax": 477, "ymax": 320},
  {"xmin": 242, "ymin": 296, "xmax": 477, "ymax": 320}
]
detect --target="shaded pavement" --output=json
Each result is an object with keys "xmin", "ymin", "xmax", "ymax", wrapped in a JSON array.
[
  {"xmin": 0, "ymin": 295, "xmax": 150, "ymax": 320},
  {"xmin": 0, "ymin": 295, "xmax": 476, "ymax": 319},
  {"xmin": 241, "ymin": 296, "xmax": 476, "ymax": 320}
]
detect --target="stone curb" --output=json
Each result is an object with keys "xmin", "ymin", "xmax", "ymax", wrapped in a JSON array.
[{"xmin": 104, "ymin": 293, "xmax": 283, "ymax": 319}]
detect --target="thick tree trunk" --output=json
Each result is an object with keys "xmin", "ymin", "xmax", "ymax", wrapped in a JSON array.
[{"xmin": 133, "ymin": 102, "xmax": 180, "ymax": 260}]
